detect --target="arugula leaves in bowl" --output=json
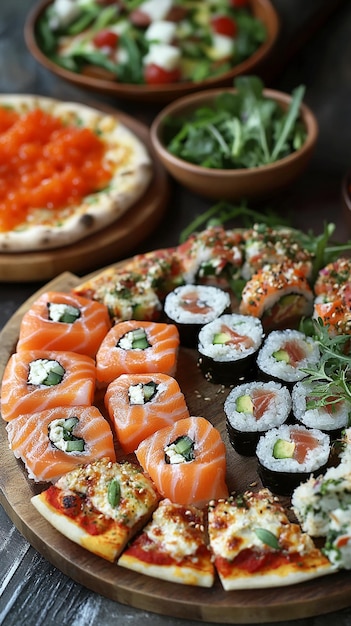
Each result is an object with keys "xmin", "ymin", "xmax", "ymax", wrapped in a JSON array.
[{"xmin": 163, "ymin": 76, "xmax": 308, "ymax": 170}]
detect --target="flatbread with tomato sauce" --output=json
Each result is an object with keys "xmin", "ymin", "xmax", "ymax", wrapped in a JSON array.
[{"xmin": 0, "ymin": 95, "xmax": 152, "ymax": 252}]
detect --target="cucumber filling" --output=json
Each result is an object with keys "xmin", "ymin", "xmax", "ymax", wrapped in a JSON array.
[
  {"xmin": 118, "ymin": 328, "xmax": 151, "ymax": 350},
  {"xmin": 164, "ymin": 435, "xmax": 195, "ymax": 464},
  {"xmin": 48, "ymin": 416, "xmax": 85, "ymax": 452},
  {"xmin": 128, "ymin": 381, "xmax": 158, "ymax": 405},
  {"xmin": 47, "ymin": 302, "xmax": 81, "ymax": 323},
  {"xmin": 28, "ymin": 358, "xmax": 65, "ymax": 386}
]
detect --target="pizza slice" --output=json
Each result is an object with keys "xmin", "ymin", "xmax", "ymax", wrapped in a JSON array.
[
  {"xmin": 118, "ymin": 498, "xmax": 215, "ymax": 587},
  {"xmin": 31, "ymin": 457, "xmax": 160, "ymax": 562},
  {"xmin": 0, "ymin": 95, "xmax": 153, "ymax": 252},
  {"xmin": 207, "ymin": 488, "xmax": 335, "ymax": 590}
]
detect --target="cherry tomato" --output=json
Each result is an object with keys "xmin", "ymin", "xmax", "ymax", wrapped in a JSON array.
[
  {"xmin": 230, "ymin": 0, "xmax": 250, "ymax": 7},
  {"xmin": 93, "ymin": 29, "xmax": 119, "ymax": 49},
  {"xmin": 144, "ymin": 63, "xmax": 181, "ymax": 85},
  {"xmin": 211, "ymin": 15, "xmax": 237, "ymax": 37}
]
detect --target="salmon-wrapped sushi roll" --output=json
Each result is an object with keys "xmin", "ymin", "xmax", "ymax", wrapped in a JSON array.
[
  {"xmin": 96, "ymin": 320, "xmax": 179, "ymax": 385},
  {"xmin": 6, "ymin": 405, "xmax": 116, "ymax": 483},
  {"xmin": 1, "ymin": 350, "xmax": 96, "ymax": 422},
  {"xmin": 16, "ymin": 291, "xmax": 111, "ymax": 357},
  {"xmin": 239, "ymin": 262, "xmax": 314, "ymax": 332},
  {"xmin": 135, "ymin": 416, "xmax": 229, "ymax": 508},
  {"xmin": 105, "ymin": 373, "xmax": 190, "ymax": 454}
]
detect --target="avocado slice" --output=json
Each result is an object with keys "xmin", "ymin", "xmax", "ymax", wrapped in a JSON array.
[
  {"xmin": 272, "ymin": 349, "xmax": 290, "ymax": 363},
  {"xmin": 235, "ymin": 394, "xmax": 254, "ymax": 414},
  {"xmin": 213, "ymin": 332, "xmax": 231, "ymax": 345},
  {"xmin": 273, "ymin": 439, "xmax": 296, "ymax": 459}
]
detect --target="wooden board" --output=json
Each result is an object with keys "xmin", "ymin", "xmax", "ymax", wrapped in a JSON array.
[
  {"xmin": 1, "ymin": 269, "xmax": 351, "ymax": 624},
  {"xmin": 0, "ymin": 110, "xmax": 169, "ymax": 283}
]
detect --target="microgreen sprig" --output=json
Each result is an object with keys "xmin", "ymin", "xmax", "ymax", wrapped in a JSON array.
[{"xmin": 299, "ymin": 317, "xmax": 351, "ymax": 409}]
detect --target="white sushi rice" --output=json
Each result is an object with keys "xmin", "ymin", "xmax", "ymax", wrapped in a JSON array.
[
  {"xmin": 256, "ymin": 329, "xmax": 320, "ymax": 382},
  {"xmin": 292, "ymin": 381, "xmax": 351, "ymax": 431},
  {"xmin": 164, "ymin": 285, "xmax": 230, "ymax": 324},
  {"xmin": 224, "ymin": 381, "xmax": 291, "ymax": 432},
  {"xmin": 256, "ymin": 423, "xmax": 330, "ymax": 473},
  {"xmin": 198, "ymin": 313, "xmax": 264, "ymax": 362},
  {"xmin": 324, "ymin": 505, "xmax": 351, "ymax": 569},
  {"xmin": 292, "ymin": 461, "xmax": 351, "ymax": 536}
]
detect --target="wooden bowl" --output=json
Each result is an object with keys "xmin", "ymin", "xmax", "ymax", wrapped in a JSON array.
[
  {"xmin": 150, "ymin": 87, "xmax": 319, "ymax": 201},
  {"xmin": 24, "ymin": 0, "xmax": 280, "ymax": 104}
]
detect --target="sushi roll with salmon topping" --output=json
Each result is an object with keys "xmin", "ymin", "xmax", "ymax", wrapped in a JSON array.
[
  {"xmin": 73, "ymin": 267, "xmax": 162, "ymax": 323},
  {"xmin": 197, "ymin": 313, "xmax": 264, "ymax": 385},
  {"xmin": 256, "ymin": 424, "xmax": 330, "ymax": 496},
  {"xmin": 6, "ymin": 405, "xmax": 116, "ymax": 483},
  {"xmin": 0, "ymin": 350, "xmax": 96, "ymax": 422},
  {"xmin": 239, "ymin": 262, "xmax": 314, "ymax": 332},
  {"xmin": 135, "ymin": 415, "xmax": 229, "ymax": 508},
  {"xmin": 224, "ymin": 381, "xmax": 292, "ymax": 456},
  {"xmin": 16, "ymin": 291, "xmax": 111, "ymax": 357},
  {"xmin": 175, "ymin": 226, "xmax": 243, "ymax": 286},
  {"xmin": 314, "ymin": 258, "xmax": 351, "ymax": 299},
  {"xmin": 105, "ymin": 373, "xmax": 190, "ymax": 454},
  {"xmin": 292, "ymin": 380, "xmax": 351, "ymax": 439},
  {"xmin": 241, "ymin": 224, "xmax": 313, "ymax": 281},
  {"xmin": 123, "ymin": 247, "xmax": 184, "ymax": 300},
  {"xmin": 313, "ymin": 294, "xmax": 351, "ymax": 337},
  {"xmin": 256, "ymin": 329, "xmax": 320, "ymax": 385},
  {"xmin": 96, "ymin": 320, "xmax": 179, "ymax": 385},
  {"xmin": 164, "ymin": 284, "xmax": 231, "ymax": 347}
]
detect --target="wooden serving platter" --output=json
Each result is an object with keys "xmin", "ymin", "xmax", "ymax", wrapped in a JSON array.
[
  {"xmin": 1, "ymin": 269, "xmax": 351, "ymax": 624},
  {"xmin": 0, "ymin": 109, "xmax": 169, "ymax": 283}
]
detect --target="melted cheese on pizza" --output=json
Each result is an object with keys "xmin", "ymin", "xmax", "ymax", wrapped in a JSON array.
[
  {"xmin": 55, "ymin": 457, "xmax": 159, "ymax": 527},
  {"xmin": 208, "ymin": 489, "xmax": 313, "ymax": 562},
  {"xmin": 143, "ymin": 499, "xmax": 205, "ymax": 560}
]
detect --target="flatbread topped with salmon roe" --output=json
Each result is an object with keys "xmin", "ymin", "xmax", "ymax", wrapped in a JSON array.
[{"xmin": 0, "ymin": 95, "xmax": 152, "ymax": 252}]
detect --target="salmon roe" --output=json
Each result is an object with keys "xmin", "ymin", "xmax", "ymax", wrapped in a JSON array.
[{"xmin": 0, "ymin": 107, "xmax": 113, "ymax": 231}]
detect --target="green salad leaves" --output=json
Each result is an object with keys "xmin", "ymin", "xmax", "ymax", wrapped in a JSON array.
[{"xmin": 164, "ymin": 77, "xmax": 307, "ymax": 169}]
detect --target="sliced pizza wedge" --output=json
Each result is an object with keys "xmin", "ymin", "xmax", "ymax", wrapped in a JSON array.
[
  {"xmin": 31, "ymin": 457, "xmax": 160, "ymax": 562},
  {"xmin": 118, "ymin": 498, "xmax": 215, "ymax": 587},
  {"xmin": 0, "ymin": 95, "xmax": 153, "ymax": 252},
  {"xmin": 208, "ymin": 488, "xmax": 335, "ymax": 590}
]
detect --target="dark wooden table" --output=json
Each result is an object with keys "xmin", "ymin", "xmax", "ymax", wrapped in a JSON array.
[{"xmin": 1, "ymin": 1, "xmax": 351, "ymax": 624}]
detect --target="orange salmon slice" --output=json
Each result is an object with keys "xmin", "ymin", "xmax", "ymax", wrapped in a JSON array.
[
  {"xmin": 220, "ymin": 324, "xmax": 254, "ymax": 349},
  {"xmin": 290, "ymin": 428, "xmax": 319, "ymax": 463},
  {"xmin": 251, "ymin": 389, "xmax": 276, "ymax": 420}
]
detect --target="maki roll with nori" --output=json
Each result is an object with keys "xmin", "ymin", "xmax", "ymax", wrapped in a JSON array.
[
  {"xmin": 256, "ymin": 329, "xmax": 320, "ymax": 385},
  {"xmin": 164, "ymin": 284, "xmax": 231, "ymax": 347},
  {"xmin": 256, "ymin": 424, "xmax": 330, "ymax": 496},
  {"xmin": 224, "ymin": 381, "xmax": 292, "ymax": 456},
  {"xmin": 292, "ymin": 381, "xmax": 351, "ymax": 439},
  {"xmin": 197, "ymin": 314, "xmax": 264, "ymax": 385}
]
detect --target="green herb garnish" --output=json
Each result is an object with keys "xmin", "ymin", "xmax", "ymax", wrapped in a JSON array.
[
  {"xmin": 108, "ymin": 478, "xmax": 121, "ymax": 508},
  {"xmin": 299, "ymin": 317, "xmax": 351, "ymax": 410},
  {"xmin": 254, "ymin": 528, "xmax": 281, "ymax": 550}
]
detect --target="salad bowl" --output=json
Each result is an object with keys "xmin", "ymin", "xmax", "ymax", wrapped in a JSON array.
[
  {"xmin": 24, "ymin": 0, "xmax": 279, "ymax": 103},
  {"xmin": 150, "ymin": 80, "xmax": 319, "ymax": 200}
]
